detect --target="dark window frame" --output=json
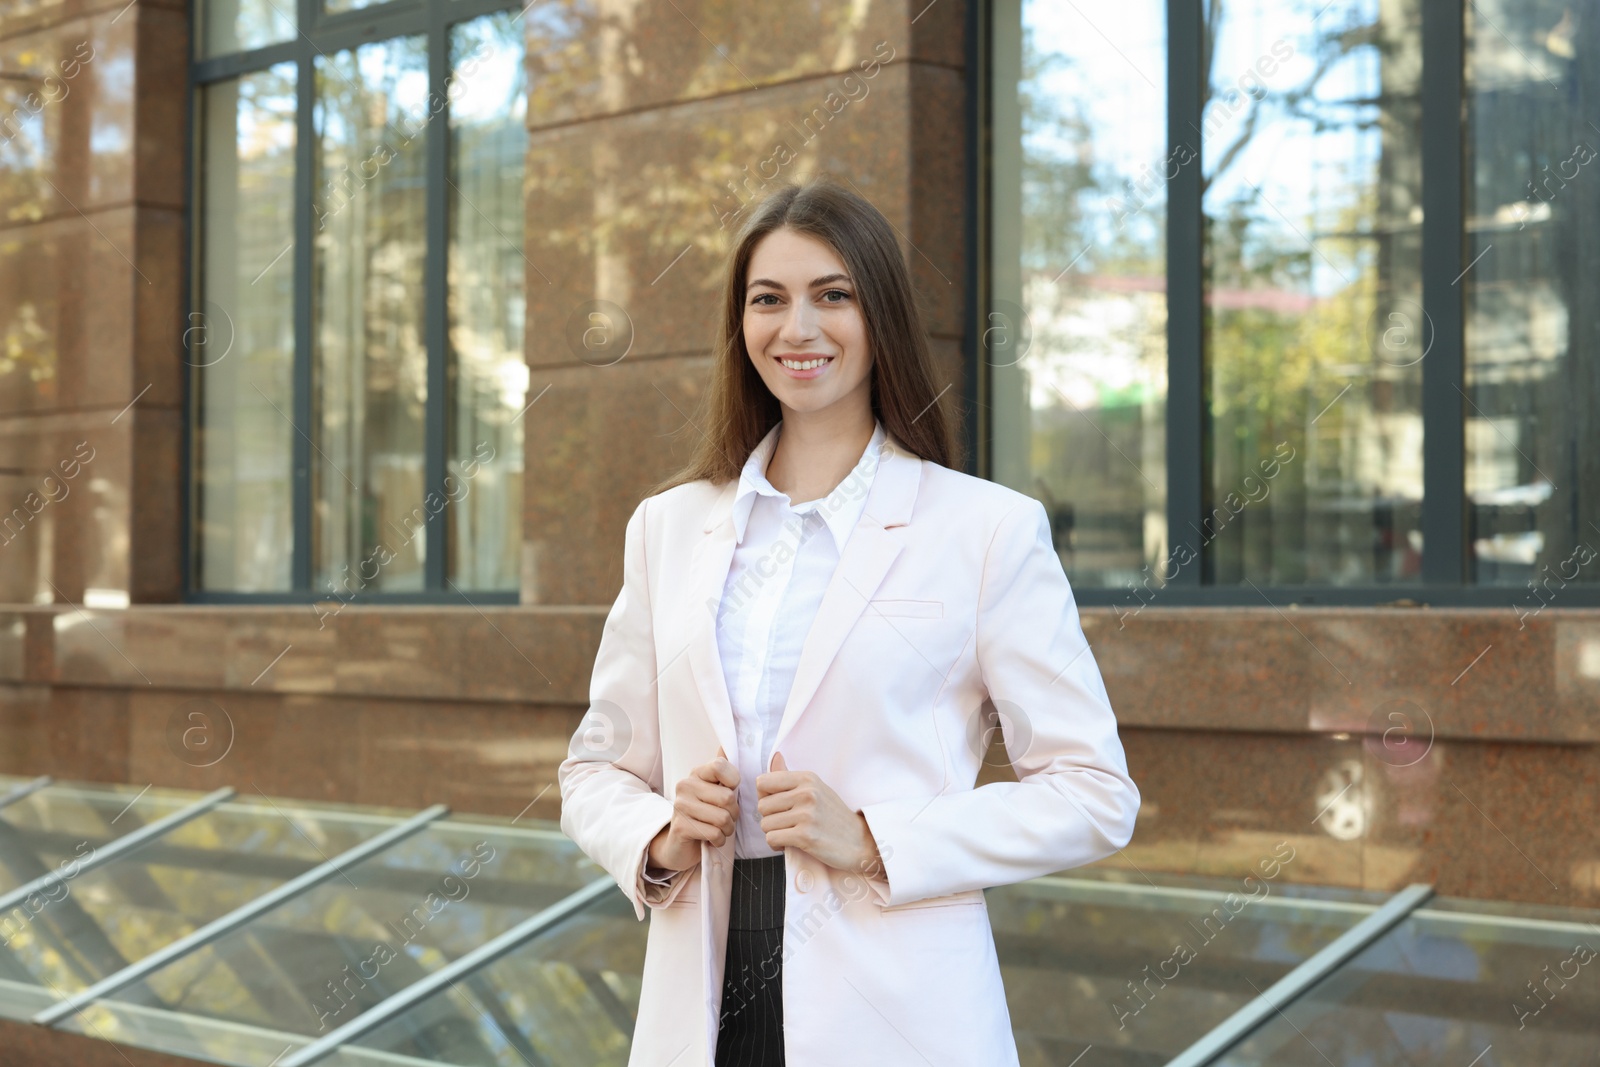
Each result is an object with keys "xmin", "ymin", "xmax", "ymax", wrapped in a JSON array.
[
  {"xmin": 973, "ymin": 0, "xmax": 1600, "ymax": 608},
  {"xmin": 183, "ymin": 0, "xmax": 522, "ymax": 605}
]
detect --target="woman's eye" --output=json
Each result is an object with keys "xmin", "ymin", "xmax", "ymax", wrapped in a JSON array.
[
  {"xmin": 822, "ymin": 289, "xmax": 851, "ymax": 302},
  {"xmin": 751, "ymin": 294, "xmax": 778, "ymax": 306}
]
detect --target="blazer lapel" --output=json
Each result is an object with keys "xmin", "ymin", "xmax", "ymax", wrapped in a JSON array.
[
  {"xmin": 682, "ymin": 479, "xmax": 740, "ymax": 761},
  {"xmin": 677, "ymin": 436, "xmax": 925, "ymax": 769},
  {"xmin": 766, "ymin": 437, "xmax": 923, "ymax": 762}
]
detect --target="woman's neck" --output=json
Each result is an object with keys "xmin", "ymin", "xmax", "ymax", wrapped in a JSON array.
[{"xmin": 765, "ymin": 407, "xmax": 876, "ymax": 505}]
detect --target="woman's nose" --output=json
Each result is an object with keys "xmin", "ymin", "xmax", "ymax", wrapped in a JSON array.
[{"xmin": 780, "ymin": 300, "xmax": 819, "ymax": 341}]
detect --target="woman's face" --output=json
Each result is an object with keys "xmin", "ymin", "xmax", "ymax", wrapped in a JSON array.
[{"xmin": 742, "ymin": 227, "xmax": 872, "ymax": 419}]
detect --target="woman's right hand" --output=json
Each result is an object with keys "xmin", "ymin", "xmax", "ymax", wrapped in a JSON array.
[{"xmin": 648, "ymin": 746, "xmax": 740, "ymax": 872}]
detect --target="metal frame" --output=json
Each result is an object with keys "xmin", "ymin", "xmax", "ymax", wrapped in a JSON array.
[
  {"xmin": 1163, "ymin": 882, "xmax": 1436, "ymax": 1066},
  {"xmin": 977, "ymin": 0, "xmax": 1600, "ymax": 607},
  {"xmin": 0, "ymin": 777, "xmax": 51, "ymax": 811},
  {"xmin": 277, "ymin": 875, "xmax": 618, "ymax": 1067},
  {"xmin": 961, "ymin": 0, "xmax": 986, "ymax": 478},
  {"xmin": 1165, "ymin": 0, "xmax": 1206, "ymax": 591},
  {"xmin": 0, "ymin": 787, "xmax": 236, "ymax": 915},
  {"xmin": 1419, "ymin": 0, "xmax": 1467, "ymax": 586},
  {"xmin": 184, "ymin": 0, "xmax": 523, "ymax": 605},
  {"xmin": 32, "ymin": 804, "xmax": 449, "ymax": 1027},
  {"xmin": 1020, "ymin": 873, "xmax": 1385, "ymax": 919}
]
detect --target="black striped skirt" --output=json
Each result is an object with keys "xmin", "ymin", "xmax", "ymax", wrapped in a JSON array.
[{"xmin": 715, "ymin": 854, "xmax": 786, "ymax": 1066}]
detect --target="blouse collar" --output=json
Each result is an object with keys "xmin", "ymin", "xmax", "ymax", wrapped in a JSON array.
[{"xmin": 731, "ymin": 420, "xmax": 888, "ymax": 550}]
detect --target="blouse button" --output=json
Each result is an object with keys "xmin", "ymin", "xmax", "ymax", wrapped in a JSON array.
[{"xmin": 795, "ymin": 868, "xmax": 814, "ymax": 893}]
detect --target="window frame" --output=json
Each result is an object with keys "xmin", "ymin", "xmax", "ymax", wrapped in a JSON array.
[
  {"xmin": 976, "ymin": 0, "xmax": 1600, "ymax": 607},
  {"xmin": 183, "ymin": 0, "xmax": 524, "ymax": 604}
]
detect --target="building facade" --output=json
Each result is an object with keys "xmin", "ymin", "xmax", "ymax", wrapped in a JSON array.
[{"xmin": 0, "ymin": 0, "xmax": 1596, "ymax": 915}]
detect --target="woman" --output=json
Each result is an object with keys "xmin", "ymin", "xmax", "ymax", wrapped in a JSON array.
[{"xmin": 558, "ymin": 177, "xmax": 1140, "ymax": 1067}]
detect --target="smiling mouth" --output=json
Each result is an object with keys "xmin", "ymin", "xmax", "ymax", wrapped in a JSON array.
[{"xmin": 776, "ymin": 355, "xmax": 834, "ymax": 371}]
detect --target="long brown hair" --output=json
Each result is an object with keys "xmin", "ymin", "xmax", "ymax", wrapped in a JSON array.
[{"xmin": 648, "ymin": 176, "xmax": 962, "ymax": 496}]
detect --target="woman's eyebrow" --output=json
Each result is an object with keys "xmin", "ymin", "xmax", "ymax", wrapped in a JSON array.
[{"xmin": 746, "ymin": 272, "xmax": 853, "ymax": 292}]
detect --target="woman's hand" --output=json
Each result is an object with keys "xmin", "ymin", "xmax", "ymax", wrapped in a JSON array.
[
  {"xmin": 757, "ymin": 751, "xmax": 883, "ymax": 874},
  {"xmin": 647, "ymin": 746, "xmax": 740, "ymax": 873}
]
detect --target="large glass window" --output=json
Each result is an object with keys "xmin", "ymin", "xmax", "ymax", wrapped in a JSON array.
[
  {"xmin": 990, "ymin": 0, "xmax": 1168, "ymax": 590},
  {"xmin": 1203, "ymin": 0, "xmax": 1423, "ymax": 587},
  {"xmin": 312, "ymin": 38, "xmax": 430, "ymax": 594},
  {"xmin": 1464, "ymin": 0, "xmax": 1600, "ymax": 588},
  {"xmin": 447, "ymin": 15, "xmax": 528, "ymax": 593},
  {"xmin": 197, "ymin": 0, "xmax": 295, "ymax": 59},
  {"xmin": 194, "ymin": 64, "xmax": 297, "ymax": 592},
  {"xmin": 189, "ymin": 0, "xmax": 528, "ymax": 602},
  {"xmin": 991, "ymin": 0, "xmax": 1599, "ymax": 603}
]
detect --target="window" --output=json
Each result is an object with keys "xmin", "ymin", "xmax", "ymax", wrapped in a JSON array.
[
  {"xmin": 188, "ymin": 0, "xmax": 527, "ymax": 602},
  {"xmin": 1464, "ymin": 0, "xmax": 1599, "ymax": 589},
  {"xmin": 989, "ymin": 0, "xmax": 1600, "ymax": 605}
]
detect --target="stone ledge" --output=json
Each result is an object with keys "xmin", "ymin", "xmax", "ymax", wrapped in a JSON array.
[{"xmin": 2, "ymin": 604, "xmax": 1596, "ymax": 744}]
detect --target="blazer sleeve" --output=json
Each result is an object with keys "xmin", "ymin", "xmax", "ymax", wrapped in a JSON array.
[
  {"xmin": 858, "ymin": 496, "xmax": 1140, "ymax": 907},
  {"xmin": 558, "ymin": 496, "xmax": 694, "ymax": 921}
]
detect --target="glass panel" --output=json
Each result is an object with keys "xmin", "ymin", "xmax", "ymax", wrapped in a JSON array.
[
  {"xmin": 0, "ymin": 781, "xmax": 211, "ymax": 1016},
  {"xmin": 1203, "ymin": 0, "xmax": 1425, "ymax": 585},
  {"xmin": 198, "ymin": 0, "xmax": 295, "ymax": 60},
  {"xmin": 60, "ymin": 820, "xmax": 604, "ymax": 1064},
  {"xmin": 989, "ymin": 870, "xmax": 1384, "ymax": 1062},
  {"xmin": 0, "ymin": 782, "xmax": 209, "ymax": 889},
  {"xmin": 991, "ymin": 0, "xmax": 1168, "ymax": 589},
  {"xmin": 1464, "ymin": 0, "xmax": 1600, "ymax": 586},
  {"xmin": 323, "ymin": 0, "xmax": 388, "ymax": 16},
  {"xmin": 0, "ymin": 796, "xmax": 407, "ymax": 1007},
  {"xmin": 448, "ymin": 15, "xmax": 527, "ymax": 592},
  {"xmin": 324, "ymin": 890, "xmax": 640, "ymax": 1067},
  {"xmin": 313, "ymin": 38, "xmax": 430, "ymax": 595},
  {"xmin": 1215, "ymin": 896, "xmax": 1600, "ymax": 1063},
  {"xmin": 195, "ymin": 65, "xmax": 298, "ymax": 592}
]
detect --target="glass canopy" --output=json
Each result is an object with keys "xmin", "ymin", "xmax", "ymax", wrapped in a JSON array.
[
  {"xmin": 1212, "ymin": 895, "xmax": 1600, "ymax": 1064},
  {"xmin": 1, "ymin": 774, "xmax": 1596, "ymax": 1066}
]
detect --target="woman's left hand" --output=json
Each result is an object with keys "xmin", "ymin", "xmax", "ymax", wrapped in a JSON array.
[{"xmin": 756, "ymin": 751, "xmax": 882, "ymax": 873}]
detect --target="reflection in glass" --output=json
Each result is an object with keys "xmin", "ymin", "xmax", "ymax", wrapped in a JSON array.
[
  {"xmin": 313, "ymin": 39, "xmax": 430, "ymax": 595},
  {"xmin": 992, "ymin": 0, "xmax": 1167, "ymax": 589},
  {"xmin": 0, "ymin": 798, "xmax": 399, "ymax": 1001},
  {"xmin": 449, "ymin": 15, "xmax": 527, "ymax": 591},
  {"xmin": 323, "ymin": 0, "xmax": 388, "ymax": 15},
  {"xmin": 4, "ymin": 783, "xmax": 1595, "ymax": 1066},
  {"xmin": 194, "ymin": 65, "xmax": 297, "ymax": 592},
  {"xmin": 328, "ymin": 891, "xmax": 641, "ymax": 1067},
  {"xmin": 198, "ymin": 0, "xmax": 295, "ymax": 60},
  {"xmin": 1204, "ymin": 0, "xmax": 1424, "ymax": 585},
  {"xmin": 0, "ymin": 782, "xmax": 213, "ymax": 1015},
  {"xmin": 1215, "ymin": 897, "xmax": 1600, "ymax": 1063},
  {"xmin": 63, "ymin": 820, "xmax": 602, "ymax": 1061},
  {"xmin": 1464, "ymin": 0, "xmax": 1600, "ymax": 586},
  {"xmin": 991, "ymin": 871, "xmax": 1382, "ymax": 1060},
  {"xmin": 0, "ymin": 783, "xmax": 206, "ymax": 887}
]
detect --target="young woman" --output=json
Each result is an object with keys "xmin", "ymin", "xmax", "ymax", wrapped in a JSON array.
[{"xmin": 558, "ymin": 178, "xmax": 1140, "ymax": 1067}]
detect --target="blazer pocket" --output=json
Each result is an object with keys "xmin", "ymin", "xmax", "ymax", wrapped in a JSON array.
[
  {"xmin": 882, "ymin": 887, "xmax": 986, "ymax": 912},
  {"xmin": 867, "ymin": 598, "xmax": 944, "ymax": 619}
]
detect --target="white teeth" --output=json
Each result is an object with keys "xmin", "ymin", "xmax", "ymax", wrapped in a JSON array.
[{"xmin": 779, "ymin": 357, "xmax": 831, "ymax": 371}]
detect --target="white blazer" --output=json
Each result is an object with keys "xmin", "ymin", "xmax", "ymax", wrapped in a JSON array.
[{"xmin": 558, "ymin": 432, "xmax": 1140, "ymax": 1066}]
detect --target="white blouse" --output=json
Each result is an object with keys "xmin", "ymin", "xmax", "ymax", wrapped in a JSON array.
[{"xmin": 644, "ymin": 418, "xmax": 886, "ymax": 878}]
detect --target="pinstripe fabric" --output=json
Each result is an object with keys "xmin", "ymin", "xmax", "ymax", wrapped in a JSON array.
[{"xmin": 716, "ymin": 854, "xmax": 787, "ymax": 1065}]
